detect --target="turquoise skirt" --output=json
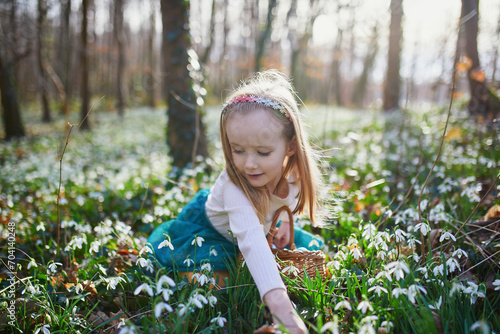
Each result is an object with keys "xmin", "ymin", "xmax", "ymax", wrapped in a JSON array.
[{"xmin": 147, "ymin": 189, "xmax": 323, "ymax": 272}]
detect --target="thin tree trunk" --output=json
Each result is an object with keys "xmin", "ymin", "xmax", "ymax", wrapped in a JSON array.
[
  {"xmin": 200, "ymin": 0, "xmax": 216, "ymax": 65},
  {"xmin": 352, "ymin": 24, "xmax": 379, "ymax": 108},
  {"xmin": 160, "ymin": 0, "xmax": 209, "ymax": 171},
  {"xmin": 58, "ymin": 0, "xmax": 72, "ymax": 109},
  {"xmin": 0, "ymin": 47, "xmax": 25, "ymax": 140},
  {"xmin": 37, "ymin": 0, "xmax": 52, "ymax": 123},
  {"xmin": 255, "ymin": 0, "xmax": 277, "ymax": 72},
  {"xmin": 114, "ymin": 0, "xmax": 126, "ymax": 117},
  {"xmin": 80, "ymin": 0, "xmax": 90, "ymax": 130},
  {"xmin": 330, "ymin": 29, "xmax": 343, "ymax": 106},
  {"xmin": 383, "ymin": 0, "xmax": 403, "ymax": 112},
  {"xmin": 147, "ymin": 0, "xmax": 156, "ymax": 108}
]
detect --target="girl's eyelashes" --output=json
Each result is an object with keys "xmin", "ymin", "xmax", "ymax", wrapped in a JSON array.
[
  {"xmin": 232, "ymin": 149, "xmax": 243, "ymax": 154},
  {"xmin": 258, "ymin": 151, "xmax": 270, "ymax": 157}
]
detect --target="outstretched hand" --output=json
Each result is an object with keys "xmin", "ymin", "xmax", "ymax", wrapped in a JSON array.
[{"xmin": 274, "ymin": 219, "xmax": 290, "ymax": 249}]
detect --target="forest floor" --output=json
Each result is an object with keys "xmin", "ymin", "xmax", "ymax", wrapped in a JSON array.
[{"xmin": 0, "ymin": 103, "xmax": 499, "ymax": 333}]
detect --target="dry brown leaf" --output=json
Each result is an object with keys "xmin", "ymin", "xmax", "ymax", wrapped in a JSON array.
[
  {"xmin": 253, "ymin": 324, "xmax": 276, "ymax": 333},
  {"xmin": 88, "ymin": 310, "xmax": 110, "ymax": 327},
  {"xmin": 484, "ymin": 204, "xmax": 500, "ymax": 220}
]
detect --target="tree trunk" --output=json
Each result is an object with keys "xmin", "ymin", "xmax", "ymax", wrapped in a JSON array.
[
  {"xmin": 200, "ymin": 0, "xmax": 216, "ymax": 65},
  {"xmin": 114, "ymin": 0, "xmax": 126, "ymax": 117},
  {"xmin": 80, "ymin": 0, "xmax": 90, "ymax": 130},
  {"xmin": 160, "ymin": 0, "xmax": 209, "ymax": 171},
  {"xmin": 460, "ymin": 0, "xmax": 500, "ymax": 118},
  {"xmin": 146, "ymin": 0, "xmax": 156, "ymax": 108},
  {"xmin": 254, "ymin": 0, "xmax": 277, "ymax": 72},
  {"xmin": 352, "ymin": 24, "xmax": 379, "ymax": 108},
  {"xmin": 0, "ymin": 48, "xmax": 25, "ymax": 140},
  {"xmin": 37, "ymin": 0, "xmax": 52, "ymax": 123},
  {"xmin": 383, "ymin": 0, "xmax": 403, "ymax": 112},
  {"xmin": 330, "ymin": 29, "xmax": 343, "ymax": 106},
  {"xmin": 58, "ymin": 0, "xmax": 72, "ymax": 107}
]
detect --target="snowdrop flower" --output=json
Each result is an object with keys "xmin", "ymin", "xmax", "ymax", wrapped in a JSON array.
[
  {"xmin": 282, "ymin": 264, "xmax": 300, "ymax": 277},
  {"xmin": 138, "ymin": 245, "xmax": 153, "ymax": 256},
  {"xmin": 429, "ymin": 296, "xmax": 442, "ymax": 310},
  {"xmin": 350, "ymin": 247, "xmax": 363, "ymax": 260},
  {"xmin": 157, "ymin": 275, "xmax": 176, "ymax": 294},
  {"xmin": 183, "ymin": 258, "xmax": 194, "ymax": 267},
  {"xmin": 201, "ymin": 263, "xmax": 212, "ymax": 272},
  {"xmin": 450, "ymin": 282, "xmax": 466, "ymax": 296},
  {"xmin": 89, "ymin": 240, "xmax": 101, "ymax": 254},
  {"xmin": 446, "ymin": 257, "xmax": 461, "ymax": 273},
  {"xmin": 375, "ymin": 270, "xmax": 392, "ymax": 282},
  {"xmin": 34, "ymin": 324, "xmax": 50, "ymax": 334},
  {"xmin": 392, "ymin": 287, "xmax": 407, "ymax": 298},
  {"xmin": 192, "ymin": 273, "xmax": 210, "ymax": 286},
  {"xmin": 177, "ymin": 303, "xmax": 188, "ymax": 317},
  {"xmin": 154, "ymin": 302, "xmax": 173, "ymax": 317},
  {"xmin": 386, "ymin": 261, "xmax": 410, "ymax": 280},
  {"xmin": 470, "ymin": 320, "xmax": 490, "ymax": 333},
  {"xmin": 191, "ymin": 292, "xmax": 208, "ymax": 309},
  {"xmin": 59, "ymin": 197, "xmax": 68, "ymax": 205},
  {"xmin": 464, "ymin": 282, "xmax": 485, "ymax": 304},
  {"xmin": 380, "ymin": 320, "xmax": 394, "ymax": 332},
  {"xmin": 136, "ymin": 258, "xmax": 154, "ymax": 273},
  {"xmin": 36, "ymin": 222, "xmax": 46, "ymax": 232},
  {"xmin": 393, "ymin": 229, "xmax": 407, "ymax": 243},
  {"xmin": 493, "ymin": 279, "xmax": 500, "ymax": 291},
  {"xmin": 334, "ymin": 300, "xmax": 352, "ymax": 311},
  {"xmin": 439, "ymin": 230, "xmax": 456, "ymax": 242},
  {"xmin": 414, "ymin": 222, "xmax": 431, "ymax": 236},
  {"xmin": 207, "ymin": 295, "xmax": 218, "ymax": 307},
  {"xmin": 210, "ymin": 316, "xmax": 227, "ymax": 327},
  {"xmin": 191, "ymin": 235, "xmax": 205, "ymax": 247},
  {"xmin": 209, "ymin": 248, "xmax": 218, "ymax": 256},
  {"xmin": 320, "ymin": 315, "xmax": 339, "ymax": 334},
  {"xmin": 407, "ymin": 284, "xmax": 427, "ymax": 304},
  {"xmin": 162, "ymin": 289, "xmax": 174, "ymax": 301},
  {"xmin": 134, "ymin": 283, "xmax": 154, "ymax": 296},
  {"xmin": 27, "ymin": 259, "xmax": 38, "ymax": 269},
  {"xmin": 416, "ymin": 267, "xmax": 428, "ymax": 279},
  {"xmin": 327, "ymin": 260, "xmax": 341, "ymax": 271},
  {"xmin": 433, "ymin": 264, "xmax": 445, "ymax": 277},
  {"xmin": 308, "ymin": 238, "xmax": 320, "ymax": 248},
  {"xmin": 158, "ymin": 239, "xmax": 174, "ymax": 251},
  {"xmin": 47, "ymin": 262, "xmax": 62, "ymax": 274},
  {"xmin": 118, "ymin": 326, "xmax": 137, "ymax": 334},
  {"xmin": 98, "ymin": 264, "xmax": 107, "ymax": 275},
  {"xmin": 452, "ymin": 248, "xmax": 468, "ymax": 259},
  {"xmin": 406, "ymin": 237, "xmax": 421, "ymax": 249},
  {"xmin": 362, "ymin": 224, "xmax": 377, "ymax": 240},
  {"xmin": 357, "ymin": 300, "xmax": 374, "ymax": 314},
  {"xmin": 104, "ymin": 276, "xmax": 126, "ymax": 290},
  {"xmin": 347, "ymin": 235, "xmax": 358, "ymax": 247},
  {"xmin": 358, "ymin": 323, "xmax": 376, "ymax": 334},
  {"xmin": 368, "ymin": 285, "xmax": 388, "ymax": 297}
]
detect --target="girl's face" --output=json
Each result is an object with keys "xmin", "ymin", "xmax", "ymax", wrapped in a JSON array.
[{"xmin": 226, "ymin": 108, "xmax": 296, "ymax": 193}]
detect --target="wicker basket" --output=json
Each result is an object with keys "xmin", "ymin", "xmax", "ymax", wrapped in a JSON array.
[{"xmin": 240, "ymin": 205, "xmax": 326, "ymax": 280}]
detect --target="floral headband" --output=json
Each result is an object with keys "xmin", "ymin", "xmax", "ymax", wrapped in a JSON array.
[{"xmin": 222, "ymin": 95, "xmax": 292, "ymax": 121}]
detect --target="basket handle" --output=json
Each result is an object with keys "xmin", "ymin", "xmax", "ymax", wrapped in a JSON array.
[{"xmin": 267, "ymin": 206, "xmax": 296, "ymax": 250}]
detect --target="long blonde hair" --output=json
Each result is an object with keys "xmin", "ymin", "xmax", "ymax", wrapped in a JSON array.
[{"xmin": 220, "ymin": 70, "xmax": 324, "ymax": 224}]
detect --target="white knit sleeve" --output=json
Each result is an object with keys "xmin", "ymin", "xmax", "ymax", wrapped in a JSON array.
[{"xmin": 223, "ymin": 183, "xmax": 286, "ymax": 299}]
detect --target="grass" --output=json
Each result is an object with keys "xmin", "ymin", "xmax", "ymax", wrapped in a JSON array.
[{"xmin": 0, "ymin": 102, "xmax": 499, "ymax": 333}]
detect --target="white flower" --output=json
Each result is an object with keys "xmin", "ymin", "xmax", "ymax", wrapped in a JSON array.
[
  {"xmin": 157, "ymin": 275, "xmax": 176, "ymax": 294},
  {"xmin": 446, "ymin": 257, "xmax": 461, "ymax": 273},
  {"xmin": 429, "ymin": 296, "xmax": 442, "ymax": 310},
  {"xmin": 320, "ymin": 315, "xmax": 339, "ymax": 334},
  {"xmin": 201, "ymin": 263, "xmax": 212, "ymax": 272},
  {"xmin": 358, "ymin": 323, "xmax": 376, "ymax": 334},
  {"xmin": 414, "ymin": 222, "xmax": 431, "ymax": 236},
  {"xmin": 407, "ymin": 284, "xmax": 427, "ymax": 303},
  {"xmin": 192, "ymin": 273, "xmax": 210, "ymax": 286},
  {"xmin": 433, "ymin": 264, "xmax": 445, "ymax": 277},
  {"xmin": 375, "ymin": 270, "xmax": 392, "ymax": 282},
  {"xmin": 162, "ymin": 289, "xmax": 174, "ymax": 301},
  {"xmin": 191, "ymin": 292, "xmax": 208, "ymax": 309},
  {"xmin": 308, "ymin": 238, "xmax": 321, "ymax": 248},
  {"xmin": 158, "ymin": 239, "xmax": 174, "ymax": 251},
  {"xmin": 470, "ymin": 320, "xmax": 490, "ymax": 333},
  {"xmin": 282, "ymin": 264, "xmax": 300, "ymax": 277},
  {"xmin": 136, "ymin": 258, "xmax": 154, "ymax": 273},
  {"xmin": 138, "ymin": 246, "xmax": 153, "ymax": 256},
  {"xmin": 385, "ymin": 261, "xmax": 410, "ymax": 280},
  {"xmin": 357, "ymin": 300, "xmax": 373, "ymax": 314},
  {"xmin": 89, "ymin": 240, "xmax": 101, "ymax": 254},
  {"xmin": 334, "ymin": 300, "xmax": 351, "ymax": 311},
  {"xmin": 118, "ymin": 326, "xmax": 137, "ymax": 334},
  {"xmin": 154, "ymin": 302, "xmax": 173, "ymax": 317},
  {"xmin": 380, "ymin": 320, "xmax": 394, "ymax": 332},
  {"xmin": 392, "ymin": 287, "xmax": 407, "ymax": 298},
  {"xmin": 439, "ymin": 230, "xmax": 456, "ymax": 242},
  {"xmin": 362, "ymin": 224, "xmax": 377, "ymax": 240},
  {"xmin": 134, "ymin": 283, "xmax": 154, "ymax": 296},
  {"xmin": 178, "ymin": 303, "xmax": 188, "ymax": 316},
  {"xmin": 464, "ymin": 282, "xmax": 485, "ymax": 304},
  {"xmin": 183, "ymin": 258, "xmax": 194, "ymax": 267},
  {"xmin": 59, "ymin": 197, "xmax": 68, "ymax": 205},
  {"xmin": 104, "ymin": 276, "xmax": 126, "ymax": 290},
  {"xmin": 416, "ymin": 267, "xmax": 428, "ymax": 279},
  {"xmin": 350, "ymin": 247, "xmax": 362, "ymax": 260},
  {"xmin": 36, "ymin": 222, "xmax": 46, "ymax": 232},
  {"xmin": 34, "ymin": 324, "xmax": 50, "ymax": 334},
  {"xmin": 493, "ymin": 279, "xmax": 500, "ymax": 291},
  {"xmin": 47, "ymin": 262, "xmax": 62, "ymax": 274},
  {"xmin": 209, "ymin": 248, "xmax": 218, "ymax": 256},
  {"xmin": 210, "ymin": 316, "xmax": 227, "ymax": 327},
  {"xmin": 368, "ymin": 285, "xmax": 388, "ymax": 297},
  {"xmin": 191, "ymin": 235, "xmax": 205, "ymax": 247},
  {"xmin": 452, "ymin": 248, "xmax": 468, "ymax": 259},
  {"xmin": 27, "ymin": 259, "xmax": 38, "ymax": 269},
  {"xmin": 393, "ymin": 229, "xmax": 407, "ymax": 243},
  {"xmin": 209, "ymin": 295, "xmax": 218, "ymax": 307},
  {"xmin": 450, "ymin": 282, "xmax": 466, "ymax": 296},
  {"xmin": 327, "ymin": 261, "xmax": 341, "ymax": 271}
]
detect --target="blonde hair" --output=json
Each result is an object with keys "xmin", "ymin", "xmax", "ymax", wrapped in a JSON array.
[{"xmin": 220, "ymin": 70, "xmax": 324, "ymax": 224}]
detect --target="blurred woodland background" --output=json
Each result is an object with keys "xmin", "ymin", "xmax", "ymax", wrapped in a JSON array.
[{"xmin": 1, "ymin": 0, "xmax": 499, "ymax": 169}]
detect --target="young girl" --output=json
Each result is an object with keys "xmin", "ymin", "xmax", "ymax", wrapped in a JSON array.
[{"xmin": 147, "ymin": 70, "xmax": 324, "ymax": 333}]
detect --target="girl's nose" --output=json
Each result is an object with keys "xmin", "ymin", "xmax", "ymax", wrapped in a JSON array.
[{"xmin": 245, "ymin": 155, "xmax": 257, "ymax": 170}]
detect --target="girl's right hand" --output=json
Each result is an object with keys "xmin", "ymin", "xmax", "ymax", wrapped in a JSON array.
[{"xmin": 263, "ymin": 289, "xmax": 308, "ymax": 334}]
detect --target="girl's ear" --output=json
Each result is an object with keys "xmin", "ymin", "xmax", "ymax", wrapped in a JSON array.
[{"xmin": 286, "ymin": 136, "xmax": 297, "ymax": 157}]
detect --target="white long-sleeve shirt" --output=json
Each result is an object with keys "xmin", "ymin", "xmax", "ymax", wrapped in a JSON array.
[{"xmin": 205, "ymin": 169, "xmax": 299, "ymax": 299}]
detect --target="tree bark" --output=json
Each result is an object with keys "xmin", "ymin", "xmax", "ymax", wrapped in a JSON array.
[
  {"xmin": 254, "ymin": 0, "xmax": 277, "ymax": 72},
  {"xmin": 330, "ymin": 29, "xmax": 344, "ymax": 106},
  {"xmin": 80, "ymin": 0, "xmax": 90, "ymax": 130},
  {"xmin": 114, "ymin": 0, "xmax": 126, "ymax": 117},
  {"xmin": 352, "ymin": 24, "xmax": 379, "ymax": 108},
  {"xmin": 160, "ymin": 0, "xmax": 209, "ymax": 171},
  {"xmin": 37, "ymin": 0, "xmax": 52, "ymax": 123},
  {"xmin": 382, "ymin": 0, "xmax": 403, "ymax": 112},
  {"xmin": 58, "ymin": 0, "xmax": 72, "ymax": 108},
  {"xmin": 460, "ymin": 0, "xmax": 500, "ymax": 118},
  {"xmin": 0, "ymin": 47, "xmax": 25, "ymax": 140},
  {"xmin": 146, "ymin": 0, "xmax": 156, "ymax": 108}
]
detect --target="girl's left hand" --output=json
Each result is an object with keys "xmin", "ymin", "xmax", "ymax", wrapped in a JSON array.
[{"xmin": 274, "ymin": 219, "xmax": 290, "ymax": 249}]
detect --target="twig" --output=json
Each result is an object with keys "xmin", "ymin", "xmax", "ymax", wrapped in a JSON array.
[{"xmin": 460, "ymin": 250, "xmax": 500, "ymax": 277}]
